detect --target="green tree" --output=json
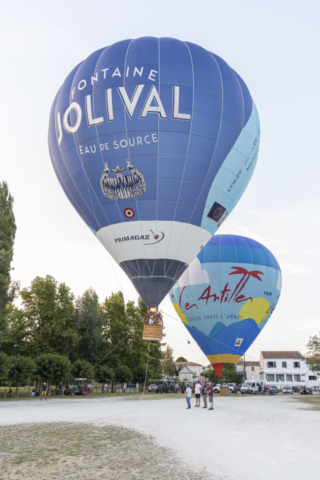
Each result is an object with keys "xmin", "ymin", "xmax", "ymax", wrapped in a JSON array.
[
  {"xmin": 8, "ymin": 356, "xmax": 35, "ymax": 396},
  {"xmin": 0, "ymin": 181, "xmax": 17, "ymax": 341},
  {"xmin": 306, "ymin": 332, "xmax": 320, "ymax": 374},
  {"xmin": 97, "ymin": 294, "xmax": 162, "ymax": 386},
  {"xmin": 161, "ymin": 346, "xmax": 176, "ymax": 378},
  {"xmin": 0, "ymin": 352, "xmax": 10, "ymax": 381},
  {"xmin": 202, "ymin": 364, "xmax": 242, "ymax": 384},
  {"xmin": 71, "ymin": 359, "xmax": 94, "ymax": 381},
  {"xmin": 176, "ymin": 356, "xmax": 187, "ymax": 362},
  {"xmin": 115, "ymin": 365, "xmax": 132, "ymax": 386},
  {"xmin": 74, "ymin": 288, "xmax": 102, "ymax": 363},
  {"xmin": 35, "ymin": 354, "xmax": 71, "ymax": 395},
  {"xmin": 15, "ymin": 276, "xmax": 80, "ymax": 358},
  {"xmin": 94, "ymin": 365, "xmax": 114, "ymax": 393},
  {"xmin": 132, "ymin": 365, "xmax": 146, "ymax": 384}
]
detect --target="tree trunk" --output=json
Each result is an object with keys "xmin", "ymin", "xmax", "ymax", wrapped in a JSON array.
[
  {"xmin": 111, "ymin": 381, "xmax": 114, "ymax": 393},
  {"xmin": 15, "ymin": 382, "xmax": 19, "ymax": 398},
  {"xmin": 48, "ymin": 381, "xmax": 51, "ymax": 396}
]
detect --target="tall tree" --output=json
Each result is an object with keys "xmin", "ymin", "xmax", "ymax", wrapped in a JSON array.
[
  {"xmin": 35, "ymin": 354, "xmax": 71, "ymax": 394},
  {"xmin": 71, "ymin": 359, "xmax": 94, "ymax": 381},
  {"xmin": 8, "ymin": 355, "xmax": 35, "ymax": 396},
  {"xmin": 74, "ymin": 288, "xmax": 102, "ymax": 363},
  {"xmin": 161, "ymin": 345, "xmax": 176, "ymax": 378},
  {"xmin": 0, "ymin": 352, "xmax": 10, "ymax": 382},
  {"xmin": 306, "ymin": 332, "xmax": 320, "ymax": 374},
  {"xmin": 16, "ymin": 276, "xmax": 80, "ymax": 358},
  {"xmin": 176, "ymin": 356, "xmax": 187, "ymax": 362},
  {"xmin": 94, "ymin": 365, "xmax": 114, "ymax": 392},
  {"xmin": 0, "ymin": 181, "xmax": 17, "ymax": 340}
]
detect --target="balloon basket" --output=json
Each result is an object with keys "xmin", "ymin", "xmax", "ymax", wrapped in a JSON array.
[
  {"xmin": 220, "ymin": 386, "xmax": 230, "ymax": 396},
  {"xmin": 142, "ymin": 324, "xmax": 163, "ymax": 342}
]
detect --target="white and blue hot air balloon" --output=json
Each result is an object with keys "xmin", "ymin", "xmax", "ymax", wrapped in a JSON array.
[{"xmin": 48, "ymin": 37, "xmax": 260, "ymax": 313}]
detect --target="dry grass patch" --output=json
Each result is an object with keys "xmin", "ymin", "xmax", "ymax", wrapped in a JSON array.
[
  {"xmin": 292, "ymin": 395, "xmax": 320, "ymax": 410},
  {"xmin": 0, "ymin": 423, "xmax": 211, "ymax": 480}
]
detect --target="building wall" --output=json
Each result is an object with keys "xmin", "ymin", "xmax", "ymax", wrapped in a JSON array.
[{"xmin": 261, "ymin": 358, "xmax": 319, "ymax": 386}]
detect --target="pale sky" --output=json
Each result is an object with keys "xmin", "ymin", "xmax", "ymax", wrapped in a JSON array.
[{"xmin": 1, "ymin": 0, "xmax": 319, "ymax": 366}]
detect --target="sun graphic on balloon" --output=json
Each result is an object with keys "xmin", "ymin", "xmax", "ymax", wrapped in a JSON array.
[
  {"xmin": 239, "ymin": 297, "xmax": 270, "ymax": 325},
  {"xmin": 172, "ymin": 302, "xmax": 189, "ymax": 325}
]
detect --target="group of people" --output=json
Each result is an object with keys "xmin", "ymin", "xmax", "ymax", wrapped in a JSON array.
[{"xmin": 185, "ymin": 381, "xmax": 214, "ymax": 410}]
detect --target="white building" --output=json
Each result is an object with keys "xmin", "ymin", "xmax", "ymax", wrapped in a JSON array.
[
  {"xmin": 260, "ymin": 351, "xmax": 320, "ymax": 387},
  {"xmin": 174, "ymin": 362, "xmax": 203, "ymax": 383},
  {"xmin": 236, "ymin": 361, "xmax": 260, "ymax": 380}
]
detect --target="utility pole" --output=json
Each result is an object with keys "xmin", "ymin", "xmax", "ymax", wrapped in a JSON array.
[{"xmin": 244, "ymin": 354, "xmax": 246, "ymax": 381}]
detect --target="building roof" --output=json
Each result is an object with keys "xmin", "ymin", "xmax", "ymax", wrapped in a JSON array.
[
  {"xmin": 261, "ymin": 351, "xmax": 303, "ymax": 359},
  {"xmin": 237, "ymin": 361, "xmax": 260, "ymax": 367},
  {"xmin": 174, "ymin": 362, "xmax": 202, "ymax": 366}
]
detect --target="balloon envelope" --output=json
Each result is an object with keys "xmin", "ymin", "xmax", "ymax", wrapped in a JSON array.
[
  {"xmin": 170, "ymin": 235, "xmax": 281, "ymax": 376},
  {"xmin": 48, "ymin": 37, "xmax": 260, "ymax": 307}
]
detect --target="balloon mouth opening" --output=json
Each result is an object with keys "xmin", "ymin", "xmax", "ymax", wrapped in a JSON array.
[{"xmin": 212, "ymin": 363, "xmax": 224, "ymax": 377}]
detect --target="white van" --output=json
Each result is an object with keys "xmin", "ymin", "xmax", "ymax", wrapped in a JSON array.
[{"xmin": 240, "ymin": 380, "xmax": 266, "ymax": 394}]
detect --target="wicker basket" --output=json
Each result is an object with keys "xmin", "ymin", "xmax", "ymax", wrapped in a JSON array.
[{"xmin": 142, "ymin": 324, "xmax": 163, "ymax": 341}]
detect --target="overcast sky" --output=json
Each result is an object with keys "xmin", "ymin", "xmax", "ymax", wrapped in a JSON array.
[{"xmin": 1, "ymin": 0, "xmax": 319, "ymax": 365}]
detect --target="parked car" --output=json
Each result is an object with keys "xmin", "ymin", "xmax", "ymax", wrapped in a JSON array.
[
  {"xmin": 148, "ymin": 384, "xmax": 157, "ymax": 392},
  {"xmin": 269, "ymin": 386, "xmax": 278, "ymax": 395},
  {"xmin": 213, "ymin": 384, "xmax": 220, "ymax": 394},
  {"xmin": 299, "ymin": 387, "xmax": 312, "ymax": 395},
  {"xmin": 292, "ymin": 386, "xmax": 298, "ymax": 393},
  {"xmin": 282, "ymin": 386, "xmax": 293, "ymax": 394}
]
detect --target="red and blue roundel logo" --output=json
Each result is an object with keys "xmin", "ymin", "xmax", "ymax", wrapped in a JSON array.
[{"xmin": 124, "ymin": 208, "xmax": 135, "ymax": 219}]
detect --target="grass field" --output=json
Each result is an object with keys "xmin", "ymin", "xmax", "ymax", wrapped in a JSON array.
[
  {"xmin": 293, "ymin": 395, "xmax": 320, "ymax": 410},
  {"xmin": 0, "ymin": 423, "xmax": 209, "ymax": 480}
]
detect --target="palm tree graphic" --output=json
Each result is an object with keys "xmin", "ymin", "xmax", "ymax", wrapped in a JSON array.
[{"xmin": 228, "ymin": 266, "xmax": 264, "ymax": 302}]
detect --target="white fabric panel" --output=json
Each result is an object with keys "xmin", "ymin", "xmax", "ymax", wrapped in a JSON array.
[{"xmin": 96, "ymin": 221, "xmax": 212, "ymax": 265}]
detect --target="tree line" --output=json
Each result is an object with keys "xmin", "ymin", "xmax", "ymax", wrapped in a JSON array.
[{"xmin": 0, "ymin": 181, "xmax": 162, "ymax": 394}]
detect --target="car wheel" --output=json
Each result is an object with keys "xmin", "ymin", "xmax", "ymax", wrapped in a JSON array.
[
  {"xmin": 81, "ymin": 387, "xmax": 88, "ymax": 395},
  {"xmin": 70, "ymin": 390, "xmax": 75, "ymax": 396}
]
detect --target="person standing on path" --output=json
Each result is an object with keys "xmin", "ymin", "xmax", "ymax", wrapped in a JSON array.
[
  {"xmin": 201, "ymin": 382, "xmax": 208, "ymax": 408},
  {"xmin": 185, "ymin": 384, "xmax": 192, "ymax": 409},
  {"xmin": 41, "ymin": 382, "xmax": 48, "ymax": 400},
  {"xmin": 194, "ymin": 381, "xmax": 201, "ymax": 407},
  {"xmin": 208, "ymin": 382, "xmax": 214, "ymax": 410}
]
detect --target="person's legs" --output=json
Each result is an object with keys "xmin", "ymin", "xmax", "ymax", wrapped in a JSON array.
[
  {"xmin": 186, "ymin": 397, "xmax": 191, "ymax": 409},
  {"xmin": 203, "ymin": 395, "xmax": 207, "ymax": 408}
]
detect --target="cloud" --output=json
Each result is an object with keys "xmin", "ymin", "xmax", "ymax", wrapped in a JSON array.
[{"xmin": 176, "ymin": 257, "xmax": 210, "ymax": 288}]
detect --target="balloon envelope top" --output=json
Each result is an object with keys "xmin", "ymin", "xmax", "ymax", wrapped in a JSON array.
[
  {"xmin": 170, "ymin": 235, "xmax": 281, "ymax": 376},
  {"xmin": 48, "ymin": 37, "xmax": 260, "ymax": 308}
]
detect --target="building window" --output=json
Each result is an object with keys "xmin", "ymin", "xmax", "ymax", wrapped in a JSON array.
[
  {"xmin": 282, "ymin": 361, "xmax": 287, "ymax": 368},
  {"xmin": 267, "ymin": 361, "xmax": 276, "ymax": 368},
  {"xmin": 309, "ymin": 376, "xmax": 317, "ymax": 381},
  {"xmin": 294, "ymin": 374, "xmax": 301, "ymax": 382},
  {"xmin": 286, "ymin": 374, "xmax": 293, "ymax": 382},
  {"xmin": 266, "ymin": 374, "xmax": 274, "ymax": 381},
  {"xmin": 276, "ymin": 374, "xmax": 285, "ymax": 381},
  {"xmin": 251, "ymin": 366, "xmax": 254, "ymax": 371},
  {"xmin": 293, "ymin": 362, "xmax": 300, "ymax": 368}
]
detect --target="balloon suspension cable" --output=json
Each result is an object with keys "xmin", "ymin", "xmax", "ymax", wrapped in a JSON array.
[
  {"xmin": 162, "ymin": 310, "xmax": 261, "ymax": 364},
  {"xmin": 93, "ymin": 331, "xmax": 131, "ymax": 369},
  {"xmin": 141, "ymin": 337, "xmax": 151, "ymax": 401}
]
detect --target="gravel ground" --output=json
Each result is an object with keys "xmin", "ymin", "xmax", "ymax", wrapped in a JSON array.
[
  {"xmin": 0, "ymin": 422, "xmax": 210, "ymax": 480},
  {"xmin": 1, "ymin": 394, "xmax": 319, "ymax": 480}
]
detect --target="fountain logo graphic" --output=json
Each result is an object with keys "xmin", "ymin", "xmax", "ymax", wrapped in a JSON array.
[{"xmin": 100, "ymin": 159, "xmax": 146, "ymax": 200}]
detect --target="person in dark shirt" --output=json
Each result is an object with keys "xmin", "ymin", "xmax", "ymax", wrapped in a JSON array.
[{"xmin": 41, "ymin": 382, "xmax": 48, "ymax": 400}]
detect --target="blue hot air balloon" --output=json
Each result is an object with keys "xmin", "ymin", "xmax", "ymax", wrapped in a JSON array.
[
  {"xmin": 48, "ymin": 37, "xmax": 260, "ymax": 311},
  {"xmin": 170, "ymin": 235, "xmax": 281, "ymax": 376}
]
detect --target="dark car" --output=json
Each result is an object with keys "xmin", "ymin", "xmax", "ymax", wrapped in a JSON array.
[{"xmin": 299, "ymin": 387, "xmax": 312, "ymax": 395}]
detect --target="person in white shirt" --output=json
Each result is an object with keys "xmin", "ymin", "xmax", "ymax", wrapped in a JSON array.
[
  {"xmin": 194, "ymin": 381, "xmax": 201, "ymax": 407},
  {"xmin": 185, "ymin": 384, "xmax": 192, "ymax": 409}
]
